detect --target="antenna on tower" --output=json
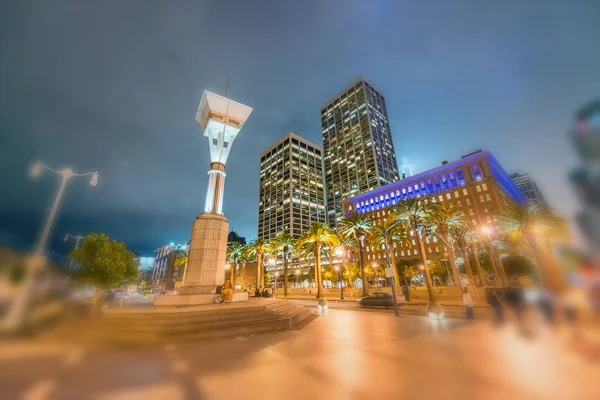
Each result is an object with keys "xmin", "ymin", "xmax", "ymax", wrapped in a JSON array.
[{"xmin": 224, "ymin": 70, "xmax": 230, "ymax": 98}]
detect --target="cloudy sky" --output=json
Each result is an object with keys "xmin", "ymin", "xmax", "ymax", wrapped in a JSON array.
[{"xmin": 1, "ymin": 0, "xmax": 599, "ymax": 256}]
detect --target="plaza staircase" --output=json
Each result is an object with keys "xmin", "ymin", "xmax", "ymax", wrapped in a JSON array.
[{"xmin": 42, "ymin": 299, "xmax": 316, "ymax": 346}]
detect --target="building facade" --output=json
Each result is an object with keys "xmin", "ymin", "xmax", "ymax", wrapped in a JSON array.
[
  {"xmin": 341, "ymin": 150, "xmax": 525, "ymax": 263},
  {"xmin": 510, "ymin": 172, "xmax": 547, "ymax": 209},
  {"xmin": 258, "ymin": 132, "xmax": 326, "ymax": 241},
  {"xmin": 227, "ymin": 231, "xmax": 246, "ymax": 246},
  {"xmin": 151, "ymin": 243, "xmax": 188, "ymax": 290},
  {"xmin": 569, "ymin": 99, "xmax": 600, "ymax": 255},
  {"xmin": 321, "ymin": 78, "xmax": 400, "ymax": 228}
]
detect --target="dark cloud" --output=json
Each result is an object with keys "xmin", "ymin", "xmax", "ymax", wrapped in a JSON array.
[{"xmin": 1, "ymin": 0, "xmax": 599, "ymax": 255}]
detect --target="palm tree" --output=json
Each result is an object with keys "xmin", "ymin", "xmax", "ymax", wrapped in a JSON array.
[
  {"xmin": 333, "ymin": 234, "xmax": 357, "ymax": 288},
  {"xmin": 227, "ymin": 242, "xmax": 245, "ymax": 284},
  {"xmin": 395, "ymin": 197, "xmax": 436, "ymax": 301},
  {"xmin": 496, "ymin": 202, "xmax": 567, "ymax": 291},
  {"xmin": 338, "ymin": 213, "xmax": 372, "ymax": 296},
  {"xmin": 296, "ymin": 222, "xmax": 339, "ymax": 298},
  {"xmin": 246, "ymin": 238, "xmax": 271, "ymax": 289},
  {"xmin": 425, "ymin": 202, "xmax": 466, "ymax": 290},
  {"xmin": 174, "ymin": 251, "xmax": 189, "ymax": 284},
  {"xmin": 271, "ymin": 232, "xmax": 296, "ymax": 297},
  {"xmin": 369, "ymin": 212, "xmax": 411, "ymax": 288},
  {"xmin": 449, "ymin": 226, "xmax": 478, "ymax": 287}
]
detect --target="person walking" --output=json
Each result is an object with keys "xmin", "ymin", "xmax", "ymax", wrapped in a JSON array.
[{"xmin": 462, "ymin": 287, "xmax": 475, "ymax": 320}]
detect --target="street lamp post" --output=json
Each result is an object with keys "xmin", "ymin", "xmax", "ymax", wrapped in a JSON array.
[
  {"xmin": 295, "ymin": 269, "xmax": 300, "ymax": 289},
  {"xmin": 64, "ymin": 233, "xmax": 85, "ymax": 269},
  {"xmin": 5, "ymin": 162, "xmax": 99, "ymax": 332}
]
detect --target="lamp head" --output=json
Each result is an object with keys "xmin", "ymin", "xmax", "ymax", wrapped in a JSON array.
[
  {"xmin": 90, "ymin": 172, "xmax": 99, "ymax": 187},
  {"xmin": 30, "ymin": 162, "xmax": 43, "ymax": 179}
]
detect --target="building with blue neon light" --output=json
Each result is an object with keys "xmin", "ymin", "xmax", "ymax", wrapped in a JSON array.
[{"xmin": 340, "ymin": 150, "xmax": 525, "ymax": 263}]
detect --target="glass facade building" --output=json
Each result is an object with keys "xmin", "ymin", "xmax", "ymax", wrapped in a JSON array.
[
  {"xmin": 510, "ymin": 172, "xmax": 547, "ymax": 209},
  {"xmin": 258, "ymin": 133, "xmax": 326, "ymax": 241},
  {"xmin": 321, "ymin": 78, "xmax": 400, "ymax": 229}
]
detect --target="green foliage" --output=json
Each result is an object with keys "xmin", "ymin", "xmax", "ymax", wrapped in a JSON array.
[
  {"xmin": 501, "ymin": 255, "xmax": 537, "ymax": 277},
  {"xmin": 428, "ymin": 259, "xmax": 449, "ymax": 283},
  {"xmin": 264, "ymin": 272, "xmax": 272, "ymax": 285},
  {"xmin": 71, "ymin": 233, "xmax": 139, "ymax": 290},
  {"xmin": 396, "ymin": 258, "xmax": 420, "ymax": 285}
]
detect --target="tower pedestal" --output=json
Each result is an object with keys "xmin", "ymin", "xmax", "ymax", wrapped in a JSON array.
[{"xmin": 178, "ymin": 212, "xmax": 228, "ymax": 295}]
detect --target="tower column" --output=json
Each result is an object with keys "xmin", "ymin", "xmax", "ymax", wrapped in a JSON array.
[{"xmin": 204, "ymin": 162, "xmax": 226, "ymax": 214}]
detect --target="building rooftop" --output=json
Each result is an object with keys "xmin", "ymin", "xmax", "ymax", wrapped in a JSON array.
[
  {"xmin": 260, "ymin": 132, "xmax": 322, "ymax": 157},
  {"xmin": 342, "ymin": 149, "xmax": 524, "ymax": 205}
]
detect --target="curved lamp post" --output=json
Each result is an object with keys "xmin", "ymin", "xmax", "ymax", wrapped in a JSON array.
[
  {"xmin": 64, "ymin": 233, "xmax": 85, "ymax": 269},
  {"xmin": 5, "ymin": 162, "xmax": 98, "ymax": 331}
]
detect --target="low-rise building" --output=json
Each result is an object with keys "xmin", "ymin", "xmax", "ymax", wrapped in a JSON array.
[{"xmin": 341, "ymin": 150, "xmax": 525, "ymax": 263}]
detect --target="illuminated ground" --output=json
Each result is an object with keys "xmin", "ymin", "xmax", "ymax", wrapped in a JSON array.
[{"xmin": 1, "ymin": 308, "xmax": 597, "ymax": 399}]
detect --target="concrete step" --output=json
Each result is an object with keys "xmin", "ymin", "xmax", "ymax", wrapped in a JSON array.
[{"xmin": 42, "ymin": 299, "xmax": 317, "ymax": 346}]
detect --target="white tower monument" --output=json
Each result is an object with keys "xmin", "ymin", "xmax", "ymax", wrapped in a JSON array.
[{"xmin": 180, "ymin": 90, "xmax": 253, "ymax": 295}]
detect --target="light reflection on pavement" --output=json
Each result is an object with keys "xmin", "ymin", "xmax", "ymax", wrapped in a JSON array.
[{"xmin": 1, "ymin": 308, "xmax": 597, "ymax": 399}]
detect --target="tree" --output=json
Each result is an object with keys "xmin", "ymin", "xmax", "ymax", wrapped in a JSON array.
[
  {"xmin": 396, "ymin": 198, "xmax": 436, "ymax": 301},
  {"xmin": 449, "ymin": 226, "xmax": 478, "ymax": 286},
  {"xmin": 71, "ymin": 234, "xmax": 138, "ymax": 303},
  {"xmin": 332, "ymin": 234, "xmax": 356, "ymax": 288},
  {"xmin": 370, "ymin": 212, "xmax": 411, "ymax": 288},
  {"xmin": 246, "ymin": 238, "xmax": 271, "ymax": 289},
  {"xmin": 501, "ymin": 255, "xmax": 537, "ymax": 278},
  {"xmin": 271, "ymin": 232, "xmax": 296, "ymax": 297},
  {"xmin": 396, "ymin": 258, "xmax": 421, "ymax": 286},
  {"xmin": 227, "ymin": 242, "xmax": 245, "ymax": 284},
  {"xmin": 425, "ymin": 202, "xmax": 465, "ymax": 289},
  {"xmin": 428, "ymin": 259, "xmax": 449, "ymax": 286},
  {"xmin": 296, "ymin": 222, "xmax": 339, "ymax": 298},
  {"xmin": 338, "ymin": 213, "xmax": 372, "ymax": 296},
  {"xmin": 174, "ymin": 251, "xmax": 189, "ymax": 283},
  {"xmin": 497, "ymin": 202, "xmax": 567, "ymax": 291}
]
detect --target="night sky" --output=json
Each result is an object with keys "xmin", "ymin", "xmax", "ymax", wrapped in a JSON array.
[{"xmin": 1, "ymin": 1, "xmax": 599, "ymax": 257}]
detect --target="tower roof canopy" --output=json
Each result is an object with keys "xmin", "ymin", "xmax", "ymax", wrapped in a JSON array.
[{"xmin": 196, "ymin": 90, "xmax": 253, "ymax": 129}]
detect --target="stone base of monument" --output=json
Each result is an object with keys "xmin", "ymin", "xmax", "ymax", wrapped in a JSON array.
[
  {"xmin": 184, "ymin": 213, "xmax": 229, "ymax": 289},
  {"xmin": 42, "ymin": 299, "xmax": 317, "ymax": 346},
  {"xmin": 153, "ymin": 291, "xmax": 248, "ymax": 306}
]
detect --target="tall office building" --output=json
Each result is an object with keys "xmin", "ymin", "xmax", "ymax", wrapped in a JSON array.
[
  {"xmin": 321, "ymin": 78, "xmax": 400, "ymax": 228},
  {"xmin": 510, "ymin": 172, "xmax": 547, "ymax": 209},
  {"xmin": 258, "ymin": 133, "xmax": 326, "ymax": 241}
]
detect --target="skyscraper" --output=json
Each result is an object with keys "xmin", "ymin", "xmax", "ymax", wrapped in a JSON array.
[
  {"xmin": 321, "ymin": 78, "xmax": 400, "ymax": 228},
  {"xmin": 510, "ymin": 172, "xmax": 547, "ymax": 209},
  {"xmin": 258, "ymin": 133, "xmax": 326, "ymax": 241}
]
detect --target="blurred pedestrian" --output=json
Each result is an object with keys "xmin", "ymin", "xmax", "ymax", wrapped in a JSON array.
[
  {"xmin": 504, "ymin": 286, "xmax": 524, "ymax": 322},
  {"xmin": 486, "ymin": 289, "xmax": 504, "ymax": 325},
  {"xmin": 463, "ymin": 287, "xmax": 474, "ymax": 320}
]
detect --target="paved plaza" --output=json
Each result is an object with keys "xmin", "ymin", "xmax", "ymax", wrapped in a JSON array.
[{"xmin": 1, "ymin": 308, "xmax": 598, "ymax": 400}]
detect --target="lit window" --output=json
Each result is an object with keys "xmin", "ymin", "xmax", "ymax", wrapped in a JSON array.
[
  {"xmin": 482, "ymin": 183, "xmax": 488, "ymax": 191},
  {"xmin": 466, "ymin": 199, "xmax": 471, "ymax": 205},
  {"xmin": 485, "ymin": 194, "xmax": 492, "ymax": 201},
  {"xmin": 438, "ymin": 195, "xmax": 443, "ymax": 202},
  {"xmin": 469, "ymin": 209, "xmax": 475, "ymax": 216},
  {"xmin": 454, "ymin": 191, "xmax": 459, "ymax": 198},
  {"xmin": 479, "ymin": 195, "xmax": 485, "ymax": 202},
  {"xmin": 476, "ymin": 185, "xmax": 481, "ymax": 192},
  {"xmin": 463, "ymin": 189, "xmax": 468, "ymax": 196},
  {"xmin": 446, "ymin": 193, "xmax": 451, "ymax": 200}
]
